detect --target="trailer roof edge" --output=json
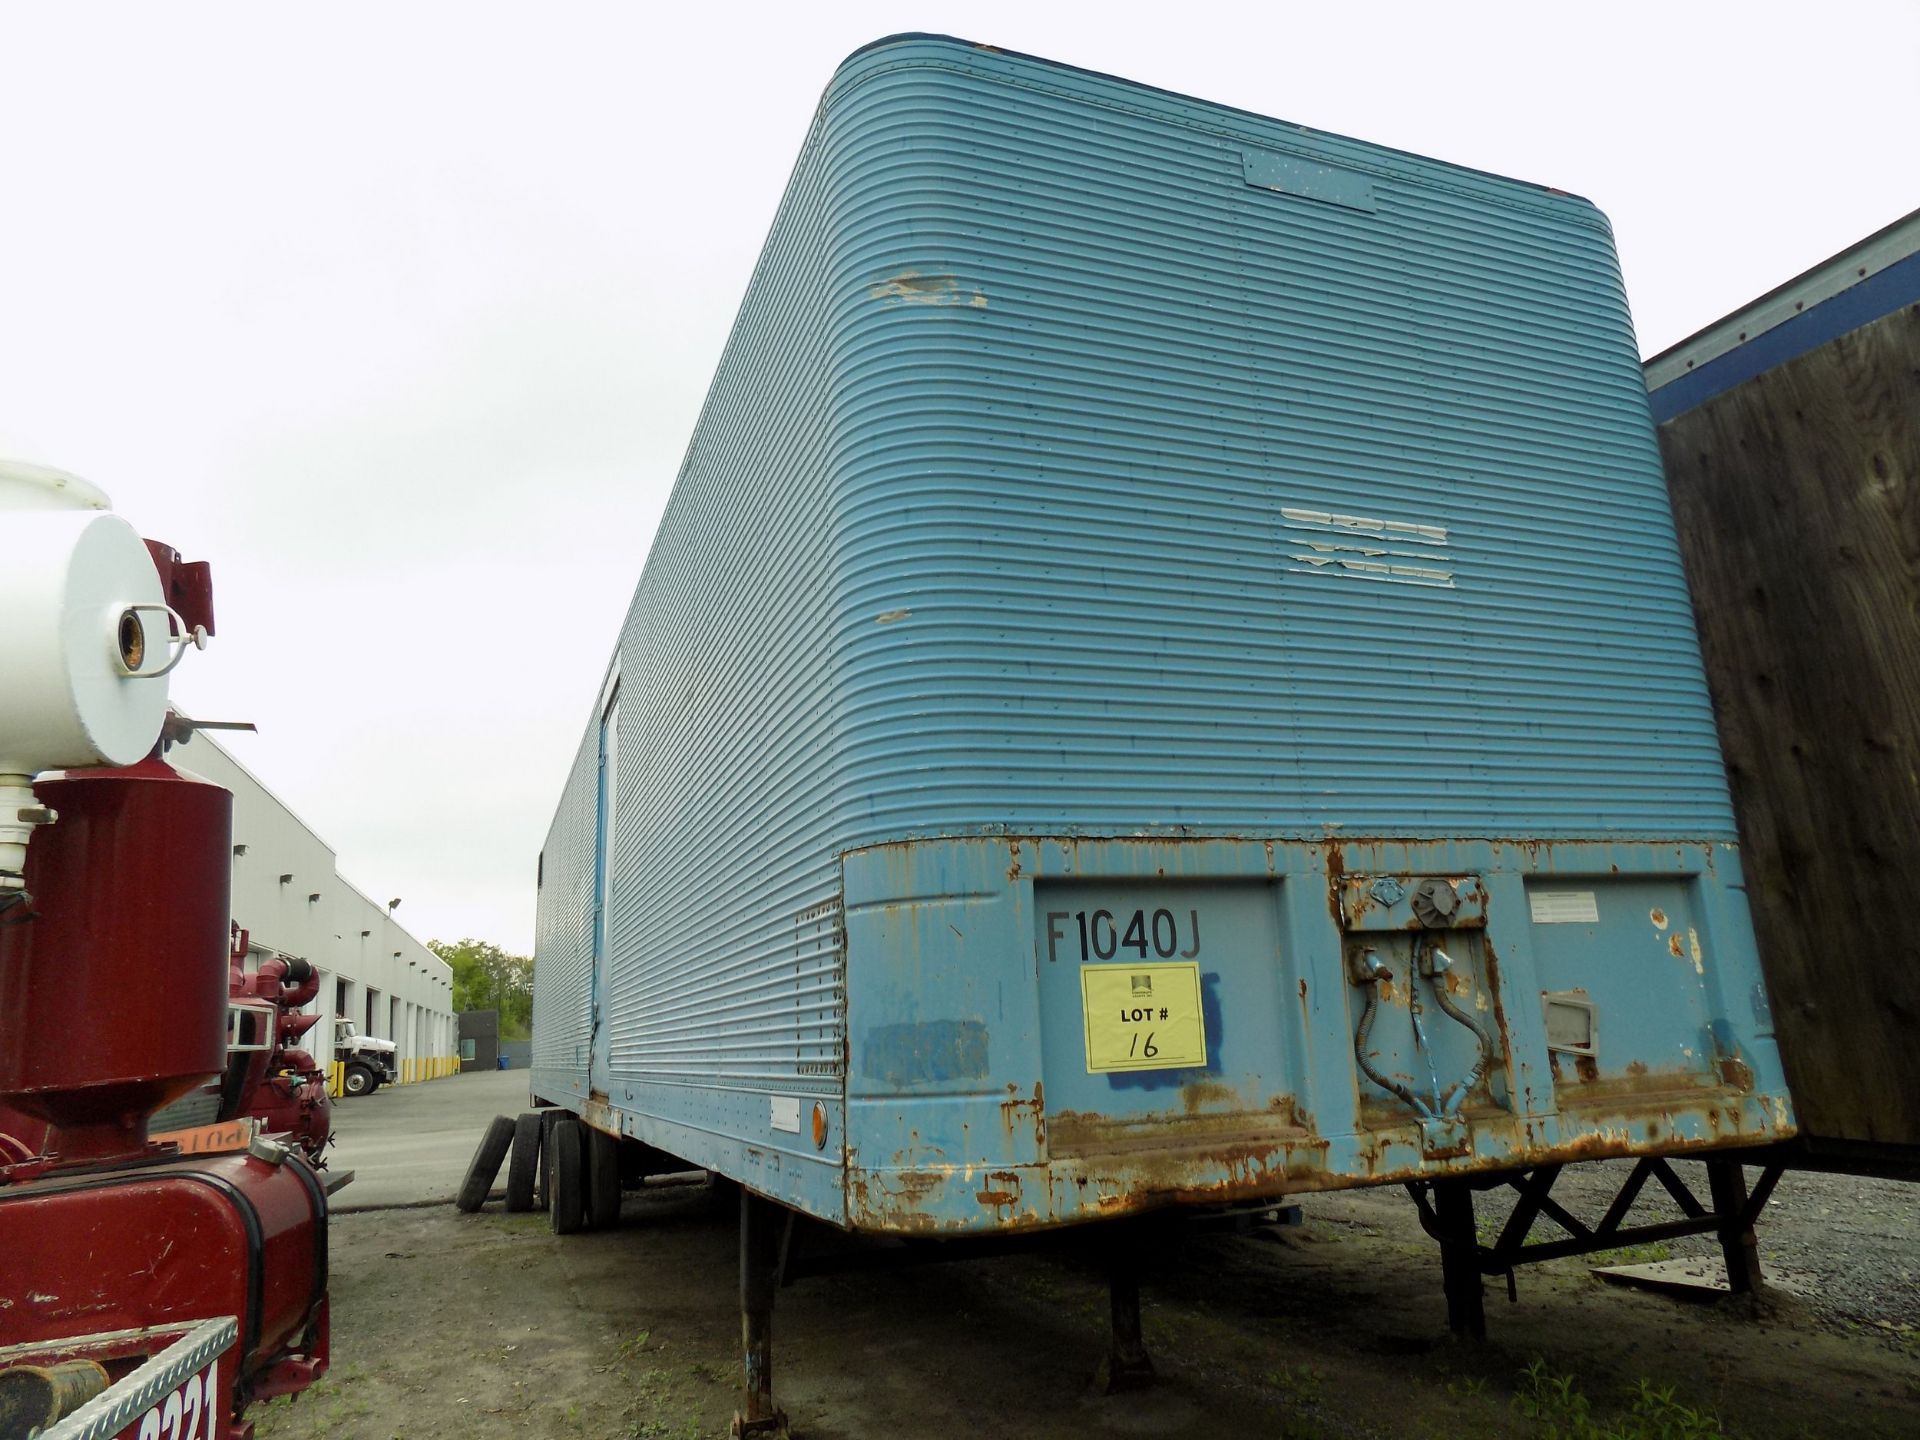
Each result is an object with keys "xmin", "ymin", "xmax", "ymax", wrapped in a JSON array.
[{"xmin": 1645, "ymin": 207, "xmax": 1920, "ymax": 420}]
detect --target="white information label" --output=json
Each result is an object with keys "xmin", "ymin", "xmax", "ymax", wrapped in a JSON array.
[
  {"xmin": 1529, "ymin": 890, "xmax": 1600, "ymax": 925},
  {"xmin": 769, "ymin": 1095, "xmax": 801, "ymax": 1133}
]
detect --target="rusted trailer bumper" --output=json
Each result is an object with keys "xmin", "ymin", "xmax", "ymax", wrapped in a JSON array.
[{"xmin": 842, "ymin": 836, "xmax": 1791, "ymax": 1234}]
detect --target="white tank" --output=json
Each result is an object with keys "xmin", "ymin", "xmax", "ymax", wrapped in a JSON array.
[{"xmin": 0, "ymin": 458, "xmax": 178, "ymax": 886}]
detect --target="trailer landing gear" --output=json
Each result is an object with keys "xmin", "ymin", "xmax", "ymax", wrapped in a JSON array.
[
  {"xmin": 1094, "ymin": 1237, "xmax": 1155, "ymax": 1394},
  {"xmin": 1409, "ymin": 1156, "xmax": 1786, "ymax": 1337},
  {"xmin": 732, "ymin": 1189, "xmax": 791, "ymax": 1440},
  {"xmin": 1430, "ymin": 1178, "xmax": 1486, "ymax": 1341}
]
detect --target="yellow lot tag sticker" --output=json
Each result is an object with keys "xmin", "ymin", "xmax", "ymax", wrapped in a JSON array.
[{"xmin": 1081, "ymin": 961, "xmax": 1207, "ymax": 1073}]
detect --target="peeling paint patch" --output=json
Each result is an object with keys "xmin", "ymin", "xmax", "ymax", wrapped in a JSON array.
[
  {"xmin": 871, "ymin": 271, "xmax": 988, "ymax": 308},
  {"xmin": 1281, "ymin": 506, "xmax": 1455, "ymax": 588},
  {"xmin": 1688, "ymin": 928, "xmax": 1704, "ymax": 975},
  {"xmin": 875, "ymin": 608, "xmax": 911, "ymax": 624},
  {"xmin": 1649, "ymin": 907, "xmax": 1669, "ymax": 930}
]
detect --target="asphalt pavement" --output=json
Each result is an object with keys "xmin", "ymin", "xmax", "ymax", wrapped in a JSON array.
[{"xmin": 325, "ymin": 1066, "xmax": 535, "ymax": 1212}]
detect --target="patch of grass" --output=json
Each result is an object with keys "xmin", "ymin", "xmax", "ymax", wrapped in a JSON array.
[
  {"xmin": 252, "ymin": 1369, "xmax": 376, "ymax": 1438},
  {"xmin": 614, "ymin": 1327, "xmax": 653, "ymax": 1361},
  {"xmin": 1263, "ymin": 1363, "xmax": 1324, "ymax": 1403},
  {"xmin": 628, "ymin": 1366, "xmax": 675, "ymax": 1398},
  {"xmin": 1585, "ymin": 1242, "xmax": 1674, "ymax": 1267},
  {"xmin": 1513, "ymin": 1358, "xmax": 1733, "ymax": 1439}
]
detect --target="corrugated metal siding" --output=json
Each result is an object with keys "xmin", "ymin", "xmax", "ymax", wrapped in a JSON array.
[
  {"xmin": 824, "ymin": 41, "xmax": 1734, "ymax": 841},
  {"xmin": 531, "ymin": 717, "xmax": 598, "ymax": 1083},
  {"xmin": 598, "ymin": 110, "xmax": 847, "ymax": 1103}
]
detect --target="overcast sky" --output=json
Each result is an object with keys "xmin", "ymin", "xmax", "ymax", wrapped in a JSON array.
[{"xmin": 2, "ymin": 2, "xmax": 1913, "ymax": 954}]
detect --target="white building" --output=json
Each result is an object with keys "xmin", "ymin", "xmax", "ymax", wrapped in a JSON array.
[{"xmin": 179, "ymin": 732, "xmax": 456, "ymax": 1091}]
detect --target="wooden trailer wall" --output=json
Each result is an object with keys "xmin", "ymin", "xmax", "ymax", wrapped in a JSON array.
[{"xmin": 1649, "ymin": 221, "xmax": 1920, "ymax": 1169}]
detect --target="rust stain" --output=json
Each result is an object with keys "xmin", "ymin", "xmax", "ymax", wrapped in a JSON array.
[
  {"xmin": 888, "ymin": 1171, "xmax": 943, "ymax": 1199},
  {"xmin": 1718, "ymin": 1055, "xmax": 1755, "ymax": 1093},
  {"xmin": 999, "ymin": 1081, "xmax": 1046, "ymax": 1150},
  {"xmin": 1649, "ymin": 907, "xmax": 1670, "ymax": 930},
  {"xmin": 1323, "ymin": 845, "xmax": 1347, "ymax": 928},
  {"xmin": 1050, "ymin": 1103, "xmax": 1319, "ymax": 1163},
  {"xmin": 1266, "ymin": 1095, "xmax": 1313, "ymax": 1129},
  {"xmin": 1007, "ymin": 841, "xmax": 1022, "ymax": 884},
  {"xmin": 976, "ymin": 1171, "xmax": 1023, "ymax": 1208},
  {"xmin": 1479, "ymin": 934, "xmax": 1514, "ymax": 1082},
  {"xmin": 1180, "ymin": 1080, "xmax": 1238, "ymax": 1115},
  {"xmin": 1668, "ymin": 934, "xmax": 1686, "ymax": 959},
  {"xmin": 1553, "ymin": 1065, "xmax": 1739, "ymax": 1109}
]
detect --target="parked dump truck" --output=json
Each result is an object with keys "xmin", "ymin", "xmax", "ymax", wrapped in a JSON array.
[{"xmin": 529, "ymin": 34, "xmax": 1794, "ymax": 1432}]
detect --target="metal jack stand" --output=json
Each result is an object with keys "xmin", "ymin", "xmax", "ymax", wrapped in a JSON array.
[
  {"xmin": 732, "ymin": 1190, "xmax": 792, "ymax": 1439},
  {"xmin": 1093, "ymin": 1232, "xmax": 1155, "ymax": 1393},
  {"xmin": 1431, "ymin": 1179, "xmax": 1487, "ymax": 1340},
  {"xmin": 1704, "ymin": 1157, "xmax": 1766, "ymax": 1295},
  {"xmin": 1409, "ymin": 1155, "xmax": 1784, "ymax": 1337}
]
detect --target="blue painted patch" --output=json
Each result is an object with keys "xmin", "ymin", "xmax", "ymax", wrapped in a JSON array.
[{"xmin": 862, "ymin": 1019, "xmax": 990, "ymax": 1088}]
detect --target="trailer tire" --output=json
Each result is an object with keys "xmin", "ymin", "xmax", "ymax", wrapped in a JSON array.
[
  {"xmin": 538, "ymin": 1109, "xmax": 566, "ymax": 1210},
  {"xmin": 343, "ymin": 1063, "xmax": 375, "ymax": 1098},
  {"xmin": 456, "ymin": 1115, "xmax": 515, "ymax": 1213},
  {"xmin": 548, "ymin": 1119, "xmax": 586, "ymax": 1234},
  {"xmin": 587, "ymin": 1125, "xmax": 622, "ymax": 1230},
  {"xmin": 505, "ymin": 1112, "xmax": 543, "ymax": 1213}
]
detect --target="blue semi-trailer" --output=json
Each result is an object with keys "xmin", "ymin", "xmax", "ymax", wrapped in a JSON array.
[{"xmin": 528, "ymin": 35, "xmax": 1794, "ymax": 1430}]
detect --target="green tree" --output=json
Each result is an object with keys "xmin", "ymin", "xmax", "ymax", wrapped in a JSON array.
[{"xmin": 429, "ymin": 938, "xmax": 534, "ymax": 1040}]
